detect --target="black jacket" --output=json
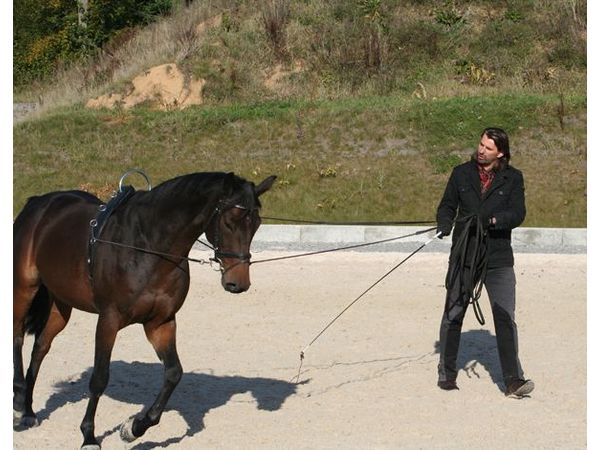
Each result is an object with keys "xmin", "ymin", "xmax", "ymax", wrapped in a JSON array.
[{"xmin": 436, "ymin": 159, "xmax": 526, "ymax": 268}]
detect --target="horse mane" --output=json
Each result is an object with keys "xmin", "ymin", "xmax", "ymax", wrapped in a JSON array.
[{"xmin": 145, "ymin": 172, "xmax": 260, "ymax": 209}]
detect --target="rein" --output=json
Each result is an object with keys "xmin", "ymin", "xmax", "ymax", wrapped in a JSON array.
[
  {"xmin": 88, "ymin": 201, "xmax": 252, "ymax": 277},
  {"xmin": 91, "ymin": 236, "xmax": 215, "ymax": 266}
]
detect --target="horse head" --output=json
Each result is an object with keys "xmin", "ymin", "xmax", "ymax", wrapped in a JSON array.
[{"xmin": 205, "ymin": 174, "xmax": 276, "ymax": 293}]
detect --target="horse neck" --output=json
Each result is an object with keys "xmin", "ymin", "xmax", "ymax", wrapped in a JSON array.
[{"xmin": 129, "ymin": 179, "xmax": 225, "ymax": 255}]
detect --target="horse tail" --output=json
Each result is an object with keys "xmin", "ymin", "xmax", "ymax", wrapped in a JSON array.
[
  {"xmin": 14, "ymin": 196, "xmax": 51, "ymax": 337},
  {"xmin": 24, "ymin": 283, "xmax": 52, "ymax": 337}
]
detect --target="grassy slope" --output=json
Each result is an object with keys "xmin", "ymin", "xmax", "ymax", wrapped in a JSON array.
[
  {"xmin": 13, "ymin": 1, "xmax": 587, "ymax": 227},
  {"xmin": 14, "ymin": 93, "xmax": 586, "ymax": 227}
]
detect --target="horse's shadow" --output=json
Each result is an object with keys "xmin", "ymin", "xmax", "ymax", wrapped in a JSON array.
[
  {"xmin": 34, "ymin": 361, "xmax": 299, "ymax": 449},
  {"xmin": 434, "ymin": 329, "xmax": 504, "ymax": 391}
]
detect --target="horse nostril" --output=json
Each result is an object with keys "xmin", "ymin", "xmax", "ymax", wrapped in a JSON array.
[{"xmin": 225, "ymin": 282, "xmax": 245, "ymax": 294}]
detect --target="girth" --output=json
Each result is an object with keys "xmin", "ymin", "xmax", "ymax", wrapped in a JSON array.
[{"xmin": 87, "ymin": 185, "xmax": 136, "ymax": 278}]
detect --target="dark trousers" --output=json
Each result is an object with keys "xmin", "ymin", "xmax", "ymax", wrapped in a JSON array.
[{"xmin": 437, "ymin": 266, "xmax": 524, "ymax": 387}]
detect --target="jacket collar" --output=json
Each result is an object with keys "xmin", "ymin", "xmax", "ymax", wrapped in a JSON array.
[
  {"xmin": 483, "ymin": 170, "xmax": 506, "ymax": 200},
  {"xmin": 468, "ymin": 159, "xmax": 507, "ymax": 200}
]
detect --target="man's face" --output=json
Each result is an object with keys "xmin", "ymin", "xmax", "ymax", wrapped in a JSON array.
[{"xmin": 477, "ymin": 134, "xmax": 504, "ymax": 167}]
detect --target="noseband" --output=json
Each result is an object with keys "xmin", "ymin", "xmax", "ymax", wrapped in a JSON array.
[{"xmin": 208, "ymin": 202, "xmax": 255, "ymax": 269}]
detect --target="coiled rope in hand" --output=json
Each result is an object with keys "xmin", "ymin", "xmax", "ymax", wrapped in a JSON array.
[{"xmin": 444, "ymin": 214, "xmax": 489, "ymax": 325}]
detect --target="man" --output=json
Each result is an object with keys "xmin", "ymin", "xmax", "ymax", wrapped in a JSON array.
[{"xmin": 435, "ymin": 127, "xmax": 534, "ymax": 398}]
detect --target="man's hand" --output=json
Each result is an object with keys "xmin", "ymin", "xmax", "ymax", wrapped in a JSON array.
[
  {"xmin": 477, "ymin": 212, "xmax": 495, "ymax": 229},
  {"xmin": 436, "ymin": 225, "xmax": 451, "ymax": 239}
]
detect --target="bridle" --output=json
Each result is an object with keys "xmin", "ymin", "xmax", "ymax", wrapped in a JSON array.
[
  {"xmin": 88, "ymin": 198, "xmax": 257, "ymax": 277},
  {"xmin": 202, "ymin": 201, "xmax": 257, "ymax": 271}
]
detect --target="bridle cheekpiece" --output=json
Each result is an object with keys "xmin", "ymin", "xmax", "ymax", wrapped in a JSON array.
[{"xmin": 208, "ymin": 201, "xmax": 256, "ymax": 271}]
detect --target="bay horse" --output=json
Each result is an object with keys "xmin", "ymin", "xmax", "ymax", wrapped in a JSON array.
[{"xmin": 13, "ymin": 171, "xmax": 276, "ymax": 449}]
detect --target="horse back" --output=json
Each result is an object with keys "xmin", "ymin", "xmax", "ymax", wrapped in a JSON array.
[{"xmin": 14, "ymin": 191, "xmax": 101, "ymax": 313}]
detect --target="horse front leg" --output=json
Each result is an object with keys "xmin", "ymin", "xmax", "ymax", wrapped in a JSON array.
[
  {"xmin": 80, "ymin": 314, "xmax": 119, "ymax": 450},
  {"xmin": 120, "ymin": 318, "xmax": 182, "ymax": 443}
]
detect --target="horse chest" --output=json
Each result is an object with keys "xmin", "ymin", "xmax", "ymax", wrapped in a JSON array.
[{"xmin": 100, "ymin": 271, "xmax": 189, "ymax": 322}]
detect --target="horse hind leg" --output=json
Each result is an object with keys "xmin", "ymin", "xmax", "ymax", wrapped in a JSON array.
[
  {"xmin": 120, "ymin": 318, "xmax": 182, "ymax": 442},
  {"xmin": 13, "ymin": 279, "xmax": 49, "ymax": 428},
  {"xmin": 14, "ymin": 205, "xmax": 46, "ymax": 427},
  {"xmin": 15, "ymin": 292, "xmax": 72, "ymax": 429}
]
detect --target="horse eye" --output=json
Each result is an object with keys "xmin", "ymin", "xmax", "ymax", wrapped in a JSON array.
[{"xmin": 222, "ymin": 217, "xmax": 235, "ymax": 231}]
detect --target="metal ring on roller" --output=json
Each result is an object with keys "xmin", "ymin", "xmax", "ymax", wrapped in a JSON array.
[{"xmin": 118, "ymin": 169, "xmax": 152, "ymax": 193}]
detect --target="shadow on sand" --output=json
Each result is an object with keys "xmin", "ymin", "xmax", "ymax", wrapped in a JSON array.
[
  {"xmin": 32, "ymin": 361, "xmax": 300, "ymax": 448},
  {"xmin": 434, "ymin": 329, "xmax": 504, "ymax": 390}
]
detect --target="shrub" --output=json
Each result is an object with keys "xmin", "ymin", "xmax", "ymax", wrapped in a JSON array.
[{"xmin": 13, "ymin": 0, "xmax": 175, "ymax": 87}]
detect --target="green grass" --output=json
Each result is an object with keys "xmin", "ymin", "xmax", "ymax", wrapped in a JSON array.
[
  {"xmin": 13, "ymin": 0, "xmax": 587, "ymax": 227},
  {"xmin": 14, "ymin": 93, "xmax": 586, "ymax": 227}
]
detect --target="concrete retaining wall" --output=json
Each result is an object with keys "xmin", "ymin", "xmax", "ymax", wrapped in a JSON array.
[{"xmin": 244, "ymin": 225, "xmax": 587, "ymax": 254}]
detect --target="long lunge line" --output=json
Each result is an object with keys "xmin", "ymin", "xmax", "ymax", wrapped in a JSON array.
[
  {"xmin": 292, "ymin": 230, "xmax": 441, "ymax": 383},
  {"xmin": 250, "ymin": 226, "xmax": 437, "ymax": 265}
]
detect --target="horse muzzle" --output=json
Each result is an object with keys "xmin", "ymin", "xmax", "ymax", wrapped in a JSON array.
[
  {"xmin": 217, "ymin": 255, "xmax": 251, "ymax": 293},
  {"xmin": 223, "ymin": 280, "xmax": 250, "ymax": 294}
]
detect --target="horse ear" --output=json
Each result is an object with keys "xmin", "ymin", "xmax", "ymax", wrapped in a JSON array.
[
  {"xmin": 223, "ymin": 172, "xmax": 236, "ymax": 189},
  {"xmin": 255, "ymin": 175, "xmax": 277, "ymax": 196}
]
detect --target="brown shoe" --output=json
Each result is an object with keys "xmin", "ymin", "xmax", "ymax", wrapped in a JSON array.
[
  {"xmin": 437, "ymin": 380, "xmax": 459, "ymax": 390},
  {"xmin": 505, "ymin": 379, "xmax": 534, "ymax": 398}
]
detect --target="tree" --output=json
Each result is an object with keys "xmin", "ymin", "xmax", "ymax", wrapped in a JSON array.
[
  {"xmin": 14, "ymin": 0, "xmax": 175, "ymax": 86},
  {"xmin": 78, "ymin": 0, "xmax": 89, "ymax": 28}
]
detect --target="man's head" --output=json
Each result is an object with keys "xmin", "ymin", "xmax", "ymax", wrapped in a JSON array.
[{"xmin": 476, "ymin": 127, "xmax": 510, "ymax": 170}]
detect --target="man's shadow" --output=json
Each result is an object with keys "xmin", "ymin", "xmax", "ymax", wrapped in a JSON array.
[
  {"xmin": 434, "ymin": 329, "xmax": 504, "ymax": 391},
  {"xmin": 30, "ymin": 361, "xmax": 300, "ymax": 449}
]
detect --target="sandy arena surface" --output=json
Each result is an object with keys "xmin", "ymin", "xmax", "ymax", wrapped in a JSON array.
[{"xmin": 13, "ymin": 251, "xmax": 586, "ymax": 449}]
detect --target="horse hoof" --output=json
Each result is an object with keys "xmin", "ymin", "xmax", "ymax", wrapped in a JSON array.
[
  {"xmin": 119, "ymin": 417, "xmax": 137, "ymax": 443},
  {"xmin": 20, "ymin": 415, "xmax": 40, "ymax": 428},
  {"xmin": 14, "ymin": 410, "xmax": 39, "ymax": 429},
  {"xmin": 13, "ymin": 410, "xmax": 23, "ymax": 428}
]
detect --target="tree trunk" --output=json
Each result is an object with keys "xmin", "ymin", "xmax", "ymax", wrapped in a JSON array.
[{"xmin": 78, "ymin": 0, "xmax": 89, "ymax": 28}]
